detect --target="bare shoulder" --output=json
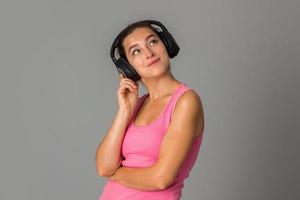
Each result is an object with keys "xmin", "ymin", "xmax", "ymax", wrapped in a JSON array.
[
  {"xmin": 175, "ymin": 89, "xmax": 203, "ymax": 112},
  {"xmin": 172, "ymin": 89, "xmax": 204, "ymax": 137}
]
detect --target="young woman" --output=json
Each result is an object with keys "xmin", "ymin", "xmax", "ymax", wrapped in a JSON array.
[{"xmin": 96, "ymin": 20, "xmax": 205, "ymax": 200}]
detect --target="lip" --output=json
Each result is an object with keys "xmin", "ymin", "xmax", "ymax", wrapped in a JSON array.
[{"xmin": 147, "ymin": 58, "xmax": 160, "ymax": 67}]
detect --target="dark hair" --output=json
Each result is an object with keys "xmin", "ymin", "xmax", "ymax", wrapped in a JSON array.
[{"xmin": 116, "ymin": 21, "xmax": 160, "ymax": 61}]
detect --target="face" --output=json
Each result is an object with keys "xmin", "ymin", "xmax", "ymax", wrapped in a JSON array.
[{"xmin": 122, "ymin": 27, "xmax": 170, "ymax": 79}]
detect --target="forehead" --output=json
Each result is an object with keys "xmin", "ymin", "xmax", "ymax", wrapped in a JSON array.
[{"xmin": 122, "ymin": 27, "xmax": 158, "ymax": 49}]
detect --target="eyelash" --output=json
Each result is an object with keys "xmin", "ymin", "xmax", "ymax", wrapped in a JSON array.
[{"xmin": 131, "ymin": 39, "xmax": 158, "ymax": 56}]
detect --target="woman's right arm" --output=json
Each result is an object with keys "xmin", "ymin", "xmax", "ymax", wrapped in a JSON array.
[
  {"xmin": 95, "ymin": 74, "xmax": 139, "ymax": 177},
  {"xmin": 95, "ymin": 108, "xmax": 131, "ymax": 177}
]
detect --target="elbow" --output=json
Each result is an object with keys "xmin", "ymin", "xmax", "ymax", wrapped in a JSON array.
[
  {"xmin": 97, "ymin": 166, "xmax": 118, "ymax": 177},
  {"xmin": 97, "ymin": 169, "xmax": 110, "ymax": 177},
  {"xmin": 96, "ymin": 159, "xmax": 122, "ymax": 177},
  {"xmin": 96, "ymin": 163, "xmax": 108, "ymax": 177}
]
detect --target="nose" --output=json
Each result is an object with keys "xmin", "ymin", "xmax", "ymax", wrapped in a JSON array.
[{"xmin": 144, "ymin": 47, "xmax": 154, "ymax": 59}]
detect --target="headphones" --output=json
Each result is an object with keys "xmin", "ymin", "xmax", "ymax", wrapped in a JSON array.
[{"xmin": 110, "ymin": 20, "xmax": 180, "ymax": 82}]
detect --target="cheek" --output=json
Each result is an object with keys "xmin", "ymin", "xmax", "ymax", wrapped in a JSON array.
[
  {"xmin": 158, "ymin": 44, "xmax": 169, "ymax": 57},
  {"xmin": 128, "ymin": 58, "xmax": 143, "ymax": 72},
  {"xmin": 158, "ymin": 47, "xmax": 169, "ymax": 62}
]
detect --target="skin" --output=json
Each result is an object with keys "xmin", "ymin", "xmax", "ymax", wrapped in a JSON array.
[{"xmin": 97, "ymin": 27, "xmax": 204, "ymax": 190}]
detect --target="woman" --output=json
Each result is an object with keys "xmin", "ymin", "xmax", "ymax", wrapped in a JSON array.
[{"xmin": 96, "ymin": 20, "xmax": 205, "ymax": 200}]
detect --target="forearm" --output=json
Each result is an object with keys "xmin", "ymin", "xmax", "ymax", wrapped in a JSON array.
[
  {"xmin": 95, "ymin": 109, "xmax": 131, "ymax": 176},
  {"xmin": 109, "ymin": 165, "xmax": 165, "ymax": 191}
]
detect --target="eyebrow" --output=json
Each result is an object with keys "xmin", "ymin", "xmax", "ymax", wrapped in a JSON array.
[{"xmin": 127, "ymin": 34, "xmax": 157, "ymax": 54}]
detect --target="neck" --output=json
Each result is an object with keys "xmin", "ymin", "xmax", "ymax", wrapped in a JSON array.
[{"xmin": 141, "ymin": 74, "xmax": 181, "ymax": 102}]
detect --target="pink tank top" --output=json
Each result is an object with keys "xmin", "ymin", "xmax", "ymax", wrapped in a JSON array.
[{"xmin": 99, "ymin": 83, "xmax": 204, "ymax": 200}]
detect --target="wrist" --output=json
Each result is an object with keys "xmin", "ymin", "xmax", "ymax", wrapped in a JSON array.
[
  {"xmin": 117, "ymin": 109, "xmax": 132, "ymax": 120},
  {"xmin": 109, "ymin": 167, "xmax": 121, "ymax": 181}
]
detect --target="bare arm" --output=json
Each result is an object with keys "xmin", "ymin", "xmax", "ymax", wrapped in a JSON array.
[
  {"xmin": 96, "ymin": 74, "xmax": 139, "ymax": 177},
  {"xmin": 95, "ymin": 109, "xmax": 131, "ymax": 177},
  {"xmin": 109, "ymin": 164, "xmax": 161, "ymax": 190},
  {"xmin": 109, "ymin": 90, "xmax": 204, "ymax": 190}
]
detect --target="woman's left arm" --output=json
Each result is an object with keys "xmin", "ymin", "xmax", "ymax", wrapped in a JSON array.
[{"xmin": 109, "ymin": 90, "xmax": 204, "ymax": 191}]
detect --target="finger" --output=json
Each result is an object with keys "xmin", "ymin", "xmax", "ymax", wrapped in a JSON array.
[
  {"xmin": 120, "ymin": 82, "xmax": 137, "ymax": 92},
  {"xmin": 120, "ymin": 73, "xmax": 127, "ymax": 80},
  {"xmin": 121, "ymin": 77, "xmax": 136, "ymax": 83},
  {"xmin": 121, "ymin": 80, "xmax": 137, "ymax": 89},
  {"xmin": 121, "ymin": 82, "xmax": 136, "ymax": 89}
]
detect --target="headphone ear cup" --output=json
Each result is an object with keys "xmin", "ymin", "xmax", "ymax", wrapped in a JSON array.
[
  {"xmin": 157, "ymin": 31, "xmax": 180, "ymax": 58},
  {"xmin": 116, "ymin": 57, "xmax": 141, "ymax": 82}
]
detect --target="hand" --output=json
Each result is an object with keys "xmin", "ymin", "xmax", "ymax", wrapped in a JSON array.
[
  {"xmin": 108, "ymin": 168, "xmax": 119, "ymax": 182},
  {"xmin": 117, "ymin": 73, "xmax": 139, "ymax": 117}
]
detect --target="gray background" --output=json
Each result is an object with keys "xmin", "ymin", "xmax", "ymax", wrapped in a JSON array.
[{"xmin": 0, "ymin": 0, "xmax": 299, "ymax": 199}]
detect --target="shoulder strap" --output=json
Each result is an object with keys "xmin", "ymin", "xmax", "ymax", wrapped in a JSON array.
[{"xmin": 166, "ymin": 83, "xmax": 192, "ymax": 122}]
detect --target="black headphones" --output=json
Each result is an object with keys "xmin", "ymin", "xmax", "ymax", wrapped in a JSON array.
[{"xmin": 110, "ymin": 20, "xmax": 180, "ymax": 82}]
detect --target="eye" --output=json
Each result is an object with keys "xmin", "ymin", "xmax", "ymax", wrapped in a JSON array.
[
  {"xmin": 132, "ymin": 49, "xmax": 140, "ymax": 56},
  {"xmin": 149, "ymin": 39, "xmax": 158, "ymax": 46}
]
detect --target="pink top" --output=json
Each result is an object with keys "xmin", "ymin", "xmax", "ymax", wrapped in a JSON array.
[{"xmin": 99, "ymin": 83, "xmax": 204, "ymax": 200}]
